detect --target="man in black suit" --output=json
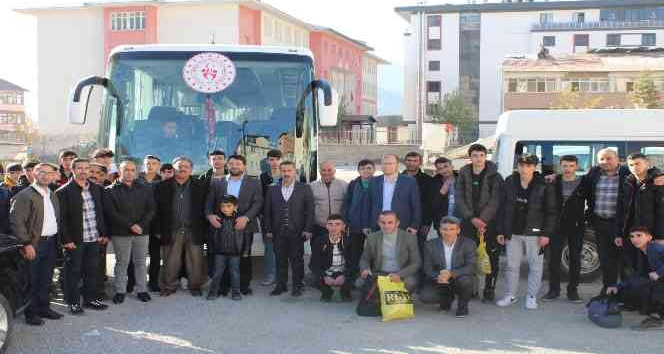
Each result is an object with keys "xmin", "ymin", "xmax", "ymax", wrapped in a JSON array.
[
  {"xmin": 420, "ymin": 216, "xmax": 476, "ymax": 318},
  {"xmin": 205, "ymin": 154, "xmax": 263, "ymax": 295},
  {"xmin": 153, "ymin": 157, "xmax": 207, "ymax": 297},
  {"xmin": 263, "ymin": 161, "xmax": 315, "ymax": 297}
]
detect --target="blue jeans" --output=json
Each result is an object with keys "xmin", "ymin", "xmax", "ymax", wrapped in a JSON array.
[
  {"xmin": 27, "ymin": 236, "xmax": 57, "ymax": 316},
  {"xmin": 210, "ymin": 255, "xmax": 241, "ymax": 294},
  {"xmin": 263, "ymin": 238, "xmax": 276, "ymax": 281}
]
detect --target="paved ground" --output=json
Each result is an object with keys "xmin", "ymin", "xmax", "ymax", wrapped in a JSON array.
[{"xmin": 6, "ymin": 273, "xmax": 664, "ymax": 354}]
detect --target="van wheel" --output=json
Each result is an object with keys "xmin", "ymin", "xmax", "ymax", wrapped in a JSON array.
[
  {"xmin": 560, "ymin": 229, "xmax": 601, "ymax": 283},
  {"xmin": 0, "ymin": 293, "xmax": 13, "ymax": 354}
]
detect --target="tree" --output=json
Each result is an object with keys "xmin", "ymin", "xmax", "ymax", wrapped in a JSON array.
[
  {"xmin": 429, "ymin": 90, "xmax": 477, "ymax": 144},
  {"xmin": 552, "ymin": 86, "xmax": 603, "ymax": 109},
  {"xmin": 629, "ymin": 72, "xmax": 659, "ymax": 109}
]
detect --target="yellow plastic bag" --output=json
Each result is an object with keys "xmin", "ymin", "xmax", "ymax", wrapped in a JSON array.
[
  {"xmin": 476, "ymin": 232, "xmax": 492, "ymax": 275},
  {"xmin": 377, "ymin": 275, "xmax": 415, "ymax": 322}
]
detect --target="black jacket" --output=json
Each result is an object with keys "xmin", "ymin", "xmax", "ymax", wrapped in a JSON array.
[
  {"xmin": 208, "ymin": 213, "xmax": 251, "ymax": 256},
  {"xmin": 56, "ymin": 180, "xmax": 108, "ymax": 244},
  {"xmin": 263, "ymin": 182, "xmax": 314, "ymax": 236},
  {"xmin": 553, "ymin": 174, "xmax": 586, "ymax": 233},
  {"xmin": 153, "ymin": 177, "xmax": 208, "ymax": 245},
  {"xmin": 103, "ymin": 180, "xmax": 156, "ymax": 236},
  {"xmin": 498, "ymin": 172, "xmax": 557, "ymax": 238},
  {"xmin": 310, "ymin": 234, "xmax": 353, "ymax": 276},
  {"xmin": 402, "ymin": 169, "xmax": 433, "ymax": 227},
  {"xmin": 582, "ymin": 165, "xmax": 630, "ymax": 232},
  {"xmin": 430, "ymin": 173, "xmax": 458, "ymax": 228},
  {"xmin": 205, "ymin": 175, "xmax": 263, "ymax": 234},
  {"xmin": 455, "ymin": 160, "xmax": 504, "ymax": 223},
  {"xmin": 619, "ymin": 167, "xmax": 664, "ymax": 239},
  {"xmin": 0, "ymin": 187, "xmax": 10, "ymax": 234}
]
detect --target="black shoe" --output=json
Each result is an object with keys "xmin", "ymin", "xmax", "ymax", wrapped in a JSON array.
[
  {"xmin": 241, "ymin": 287, "xmax": 253, "ymax": 296},
  {"xmin": 148, "ymin": 284, "xmax": 160, "ymax": 293},
  {"xmin": 270, "ymin": 285, "xmax": 287, "ymax": 296},
  {"xmin": 231, "ymin": 292, "xmax": 242, "ymax": 301},
  {"xmin": 69, "ymin": 304, "xmax": 85, "ymax": 315},
  {"xmin": 321, "ymin": 288, "xmax": 333, "ymax": 302},
  {"xmin": 541, "ymin": 290, "xmax": 560, "ymax": 302},
  {"xmin": 292, "ymin": 288, "xmax": 303, "ymax": 297},
  {"xmin": 25, "ymin": 314, "xmax": 44, "ymax": 326},
  {"xmin": 439, "ymin": 303, "xmax": 451, "ymax": 312},
  {"xmin": 96, "ymin": 293, "xmax": 108, "ymax": 301},
  {"xmin": 190, "ymin": 289, "xmax": 202, "ymax": 297},
  {"xmin": 112, "ymin": 293, "xmax": 126, "ymax": 304},
  {"xmin": 206, "ymin": 292, "xmax": 218, "ymax": 301},
  {"xmin": 137, "ymin": 292, "xmax": 152, "ymax": 302},
  {"xmin": 340, "ymin": 289, "xmax": 353, "ymax": 302},
  {"xmin": 218, "ymin": 289, "xmax": 229, "ymax": 297},
  {"xmin": 40, "ymin": 308, "xmax": 64, "ymax": 320},
  {"xmin": 456, "ymin": 305, "xmax": 469, "ymax": 318},
  {"xmin": 567, "ymin": 289, "xmax": 583, "ymax": 303},
  {"xmin": 126, "ymin": 285, "xmax": 135, "ymax": 294},
  {"xmin": 481, "ymin": 289, "xmax": 495, "ymax": 303},
  {"xmin": 83, "ymin": 300, "xmax": 109, "ymax": 310}
]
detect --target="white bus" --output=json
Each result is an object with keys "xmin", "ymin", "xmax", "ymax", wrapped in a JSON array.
[{"xmin": 494, "ymin": 109, "xmax": 664, "ymax": 280}]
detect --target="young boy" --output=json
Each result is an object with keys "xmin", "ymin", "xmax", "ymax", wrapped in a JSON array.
[
  {"xmin": 607, "ymin": 226, "xmax": 664, "ymax": 331},
  {"xmin": 207, "ymin": 195, "xmax": 251, "ymax": 301},
  {"xmin": 310, "ymin": 214, "xmax": 353, "ymax": 302}
]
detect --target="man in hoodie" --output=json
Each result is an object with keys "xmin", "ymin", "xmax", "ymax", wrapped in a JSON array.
[
  {"xmin": 343, "ymin": 159, "xmax": 375, "ymax": 276},
  {"xmin": 543, "ymin": 155, "xmax": 586, "ymax": 303},
  {"xmin": 496, "ymin": 154, "xmax": 557, "ymax": 310},
  {"xmin": 455, "ymin": 143, "xmax": 504, "ymax": 302},
  {"xmin": 619, "ymin": 153, "xmax": 664, "ymax": 274}
]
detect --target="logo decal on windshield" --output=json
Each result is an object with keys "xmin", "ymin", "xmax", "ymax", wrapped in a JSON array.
[{"xmin": 182, "ymin": 52, "xmax": 236, "ymax": 93}]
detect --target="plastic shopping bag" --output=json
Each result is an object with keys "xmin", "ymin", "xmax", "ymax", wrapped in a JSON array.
[
  {"xmin": 476, "ymin": 232, "xmax": 492, "ymax": 275},
  {"xmin": 377, "ymin": 275, "xmax": 415, "ymax": 322}
]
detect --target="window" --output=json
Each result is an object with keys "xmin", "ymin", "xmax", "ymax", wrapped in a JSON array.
[
  {"xmin": 428, "ymin": 60, "xmax": 440, "ymax": 71},
  {"xmin": 515, "ymin": 141, "xmax": 624, "ymax": 175},
  {"xmin": 427, "ymin": 15, "xmax": 442, "ymax": 50},
  {"xmin": 573, "ymin": 12, "xmax": 585, "ymax": 23},
  {"xmin": 539, "ymin": 13, "xmax": 553, "ymax": 24},
  {"xmin": 607, "ymin": 34, "xmax": 621, "ymax": 46},
  {"xmin": 574, "ymin": 34, "xmax": 589, "ymax": 46},
  {"xmin": 508, "ymin": 79, "xmax": 518, "ymax": 93},
  {"xmin": 563, "ymin": 78, "xmax": 609, "ymax": 93},
  {"xmin": 643, "ymin": 33, "xmax": 657, "ymax": 46},
  {"xmin": 427, "ymin": 81, "xmax": 441, "ymax": 93},
  {"xmin": 543, "ymin": 36, "xmax": 556, "ymax": 47},
  {"xmin": 110, "ymin": 11, "xmax": 146, "ymax": 31},
  {"xmin": 626, "ymin": 82, "xmax": 635, "ymax": 92},
  {"xmin": 426, "ymin": 81, "xmax": 442, "ymax": 114}
]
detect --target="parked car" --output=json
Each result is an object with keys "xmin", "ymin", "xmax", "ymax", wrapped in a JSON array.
[{"xmin": 0, "ymin": 234, "xmax": 28, "ymax": 354}]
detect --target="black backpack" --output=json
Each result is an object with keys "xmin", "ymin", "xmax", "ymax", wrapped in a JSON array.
[{"xmin": 356, "ymin": 277, "xmax": 381, "ymax": 317}]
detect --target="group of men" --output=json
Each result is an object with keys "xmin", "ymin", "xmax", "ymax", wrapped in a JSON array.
[{"xmin": 2, "ymin": 142, "xmax": 664, "ymax": 329}]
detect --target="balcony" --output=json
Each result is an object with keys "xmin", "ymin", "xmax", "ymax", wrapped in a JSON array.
[{"xmin": 532, "ymin": 20, "xmax": 664, "ymax": 32}]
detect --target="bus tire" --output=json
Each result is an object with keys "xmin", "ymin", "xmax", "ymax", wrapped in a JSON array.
[{"xmin": 560, "ymin": 228, "xmax": 601, "ymax": 283}]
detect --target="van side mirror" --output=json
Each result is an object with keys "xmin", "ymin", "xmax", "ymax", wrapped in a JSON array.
[
  {"xmin": 67, "ymin": 76, "xmax": 121, "ymax": 125},
  {"xmin": 313, "ymin": 80, "xmax": 339, "ymax": 127}
]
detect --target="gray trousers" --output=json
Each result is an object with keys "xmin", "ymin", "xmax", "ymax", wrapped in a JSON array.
[
  {"xmin": 505, "ymin": 235, "xmax": 544, "ymax": 298},
  {"xmin": 112, "ymin": 235, "xmax": 148, "ymax": 294}
]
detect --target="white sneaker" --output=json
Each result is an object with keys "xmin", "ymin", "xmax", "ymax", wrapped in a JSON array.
[
  {"xmin": 496, "ymin": 295, "xmax": 518, "ymax": 307},
  {"xmin": 525, "ymin": 295, "xmax": 539, "ymax": 310}
]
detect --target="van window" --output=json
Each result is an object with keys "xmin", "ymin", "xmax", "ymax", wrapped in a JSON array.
[{"xmin": 515, "ymin": 140, "xmax": 664, "ymax": 174}]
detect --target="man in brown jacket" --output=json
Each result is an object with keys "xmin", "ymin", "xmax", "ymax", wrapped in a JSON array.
[{"xmin": 9, "ymin": 162, "xmax": 64, "ymax": 325}]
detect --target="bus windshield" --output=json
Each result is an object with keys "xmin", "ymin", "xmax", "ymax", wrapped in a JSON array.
[{"xmin": 101, "ymin": 51, "xmax": 315, "ymax": 175}]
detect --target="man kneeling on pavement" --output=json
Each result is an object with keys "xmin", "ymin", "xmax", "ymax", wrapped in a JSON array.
[
  {"xmin": 356, "ymin": 210, "xmax": 421, "ymax": 294},
  {"xmin": 310, "ymin": 214, "xmax": 354, "ymax": 302},
  {"xmin": 607, "ymin": 226, "xmax": 664, "ymax": 331},
  {"xmin": 420, "ymin": 216, "xmax": 476, "ymax": 318}
]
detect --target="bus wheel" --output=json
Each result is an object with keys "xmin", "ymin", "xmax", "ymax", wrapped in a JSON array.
[{"xmin": 560, "ymin": 228, "xmax": 601, "ymax": 283}]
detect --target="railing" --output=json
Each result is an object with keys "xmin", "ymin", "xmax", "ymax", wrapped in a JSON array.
[
  {"xmin": 532, "ymin": 20, "xmax": 664, "ymax": 31},
  {"xmin": 319, "ymin": 129, "xmax": 376, "ymax": 146}
]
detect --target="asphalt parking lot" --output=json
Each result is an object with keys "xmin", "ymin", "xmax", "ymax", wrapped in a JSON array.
[{"xmin": 6, "ymin": 269, "xmax": 664, "ymax": 354}]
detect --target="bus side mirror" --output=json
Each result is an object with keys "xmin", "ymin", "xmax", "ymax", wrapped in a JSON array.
[
  {"xmin": 313, "ymin": 80, "xmax": 339, "ymax": 127},
  {"xmin": 67, "ymin": 76, "xmax": 119, "ymax": 125}
]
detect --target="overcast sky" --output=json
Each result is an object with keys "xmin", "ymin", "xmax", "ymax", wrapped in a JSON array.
[{"xmin": 0, "ymin": 0, "xmax": 473, "ymax": 119}]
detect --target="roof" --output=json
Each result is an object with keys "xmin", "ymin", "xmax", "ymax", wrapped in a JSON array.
[
  {"xmin": 309, "ymin": 25, "xmax": 373, "ymax": 51},
  {"xmin": 375, "ymin": 115, "xmax": 409, "ymax": 127},
  {"xmin": 0, "ymin": 78, "xmax": 28, "ymax": 92},
  {"xmin": 365, "ymin": 52, "xmax": 390, "ymax": 65},
  {"xmin": 395, "ymin": 0, "xmax": 664, "ymax": 21},
  {"xmin": 109, "ymin": 44, "xmax": 314, "ymax": 60},
  {"xmin": 340, "ymin": 115, "xmax": 376, "ymax": 124},
  {"xmin": 503, "ymin": 52, "xmax": 664, "ymax": 73}
]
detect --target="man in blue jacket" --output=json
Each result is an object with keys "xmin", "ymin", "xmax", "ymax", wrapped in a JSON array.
[
  {"xmin": 343, "ymin": 159, "xmax": 375, "ymax": 275},
  {"xmin": 368, "ymin": 154, "xmax": 421, "ymax": 234}
]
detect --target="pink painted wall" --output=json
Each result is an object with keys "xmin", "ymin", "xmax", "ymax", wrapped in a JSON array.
[
  {"xmin": 238, "ymin": 5, "xmax": 261, "ymax": 45},
  {"xmin": 309, "ymin": 31, "xmax": 365, "ymax": 115},
  {"xmin": 103, "ymin": 6, "xmax": 158, "ymax": 61}
]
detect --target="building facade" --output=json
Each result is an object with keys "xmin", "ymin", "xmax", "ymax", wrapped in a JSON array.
[
  {"xmin": 17, "ymin": 0, "xmax": 386, "ymax": 137},
  {"xmin": 396, "ymin": 0, "xmax": 664, "ymax": 138},
  {"xmin": 502, "ymin": 52, "xmax": 664, "ymax": 110},
  {"xmin": 0, "ymin": 79, "xmax": 28, "ymax": 162}
]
